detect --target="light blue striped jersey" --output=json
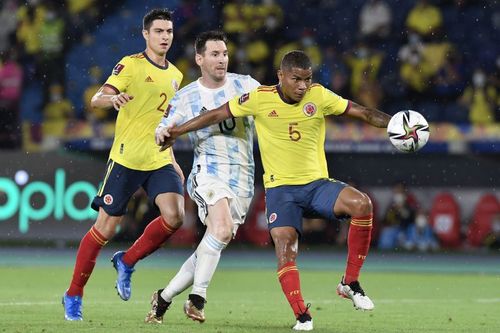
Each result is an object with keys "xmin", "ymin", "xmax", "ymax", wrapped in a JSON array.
[{"xmin": 160, "ymin": 73, "xmax": 260, "ymax": 198}]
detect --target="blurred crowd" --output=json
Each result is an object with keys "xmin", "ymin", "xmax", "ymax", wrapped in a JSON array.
[{"xmin": 0, "ymin": 0, "xmax": 499, "ymax": 151}]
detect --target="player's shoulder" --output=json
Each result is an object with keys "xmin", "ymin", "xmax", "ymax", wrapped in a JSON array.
[
  {"xmin": 226, "ymin": 72, "xmax": 253, "ymax": 81},
  {"xmin": 122, "ymin": 52, "xmax": 145, "ymax": 62},
  {"xmin": 309, "ymin": 83, "xmax": 325, "ymax": 91},
  {"xmin": 167, "ymin": 61, "xmax": 183, "ymax": 76},
  {"xmin": 176, "ymin": 80, "xmax": 199, "ymax": 96},
  {"xmin": 256, "ymin": 84, "xmax": 278, "ymax": 93}
]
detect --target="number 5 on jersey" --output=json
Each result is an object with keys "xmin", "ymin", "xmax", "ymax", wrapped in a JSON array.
[{"xmin": 289, "ymin": 122, "xmax": 301, "ymax": 141}]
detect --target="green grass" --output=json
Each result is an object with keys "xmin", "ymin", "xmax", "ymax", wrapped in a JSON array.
[{"xmin": 1, "ymin": 266, "xmax": 499, "ymax": 333}]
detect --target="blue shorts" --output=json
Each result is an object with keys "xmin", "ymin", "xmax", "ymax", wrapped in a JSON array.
[
  {"xmin": 91, "ymin": 160, "xmax": 183, "ymax": 216},
  {"xmin": 265, "ymin": 178, "xmax": 348, "ymax": 236}
]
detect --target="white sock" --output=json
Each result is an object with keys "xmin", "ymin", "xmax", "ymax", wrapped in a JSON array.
[
  {"xmin": 191, "ymin": 233, "xmax": 227, "ymax": 299},
  {"xmin": 161, "ymin": 253, "xmax": 197, "ymax": 302}
]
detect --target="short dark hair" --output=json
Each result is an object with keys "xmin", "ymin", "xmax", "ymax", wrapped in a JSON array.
[
  {"xmin": 195, "ymin": 30, "xmax": 228, "ymax": 55},
  {"xmin": 280, "ymin": 50, "xmax": 312, "ymax": 71},
  {"xmin": 143, "ymin": 8, "xmax": 173, "ymax": 30}
]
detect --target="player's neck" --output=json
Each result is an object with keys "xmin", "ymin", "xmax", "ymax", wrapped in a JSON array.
[
  {"xmin": 199, "ymin": 76, "xmax": 227, "ymax": 89},
  {"xmin": 144, "ymin": 49, "xmax": 167, "ymax": 67}
]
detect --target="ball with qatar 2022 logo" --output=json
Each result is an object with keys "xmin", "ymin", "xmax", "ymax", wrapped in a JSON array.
[{"xmin": 387, "ymin": 110, "xmax": 430, "ymax": 153}]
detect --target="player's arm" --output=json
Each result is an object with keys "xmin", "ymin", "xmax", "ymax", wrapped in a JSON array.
[
  {"xmin": 158, "ymin": 103, "xmax": 232, "ymax": 149},
  {"xmin": 91, "ymin": 85, "xmax": 134, "ymax": 111},
  {"xmin": 344, "ymin": 101, "xmax": 391, "ymax": 128}
]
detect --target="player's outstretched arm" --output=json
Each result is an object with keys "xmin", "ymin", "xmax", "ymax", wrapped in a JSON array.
[
  {"xmin": 345, "ymin": 101, "xmax": 391, "ymax": 128},
  {"xmin": 91, "ymin": 86, "xmax": 134, "ymax": 111},
  {"xmin": 158, "ymin": 103, "xmax": 232, "ymax": 150}
]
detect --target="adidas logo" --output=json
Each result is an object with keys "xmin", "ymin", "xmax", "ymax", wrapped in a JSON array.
[
  {"xmin": 268, "ymin": 110, "xmax": 278, "ymax": 117},
  {"xmin": 200, "ymin": 107, "xmax": 208, "ymax": 114},
  {"xmin": 145, "ymin": 76, "xmax": 154, "ymax": 82}
]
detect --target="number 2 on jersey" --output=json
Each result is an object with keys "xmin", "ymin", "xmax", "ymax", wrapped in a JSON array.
[
  {"xmin": 289, "ymin": 122, "xmax": 301, "ymax": 141},
  {"xmin": 157, "ymin": 93, "xmax": 168, "ymax": 113}
]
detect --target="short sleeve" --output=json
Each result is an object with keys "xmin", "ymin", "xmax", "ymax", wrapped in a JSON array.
[
  {"xmin": 104, "ymin": 57, "xmax": 134, "ymax": 93},
  {"xmin": 321, "ymin": 86, "xmax": 350, "ymax": 116},
  {"xmin": 245, "ymin": 75, "xmax": 261, "ymax": 91},
  {"xmin": 159, "ymin": 93, "xmax": 186, "ymax": 127},
  {"xmin": 228, "ymin": 88, "xmax": 259, "ymax": 117}
]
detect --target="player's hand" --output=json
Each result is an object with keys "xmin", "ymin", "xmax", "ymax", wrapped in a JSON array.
[
  {"xmin": 155, "ymin": 125, "xmax": 172, "ymax": 145},
  {"xmin": 159, "ymin": 137, "xmax": 176, "ymax": 152},
  {"xmin": 110, "ymin": 93, "xmax": 134, "ymax": 111}
]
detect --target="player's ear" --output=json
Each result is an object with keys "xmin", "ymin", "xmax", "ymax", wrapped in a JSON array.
[
  {"xmin": 195, "ymin": 53, "xmax": 203, "ymax": 66},
  {"xmin": 277, "ymin": 69, "xmax": 283, "ymax": 83},
  {"xmin": 142, "ymin": 29, "xmax": 149, "ymax": 41}
]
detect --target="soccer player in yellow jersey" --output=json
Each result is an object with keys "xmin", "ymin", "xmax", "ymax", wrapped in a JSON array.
[
  {"xmin": 63, "ymin": 9, "xmax": 184, "ymax": 321},
  {"xmin": 158, "ymin": 50, "xmax": 392, "ymax": 330}
]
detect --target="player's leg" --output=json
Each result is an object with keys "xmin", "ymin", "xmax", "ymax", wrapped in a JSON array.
[
  {"xmin": 63, "ymin": 209, "xmax": 122, "ymax": 320},
  {"xmin": 333, "ymin": 185, "xmax": 374, "ymax": 310},
  {"xmin": 145, "ymin": 252, "xmax": 196, "ymax": 323},
  {"xmin": 266, "ymin": 186, "xmax": 313, "ymax": 331},
  {"xmin": 114, "ymin": 164, "xmax": 184, "ymax": 301},
  {"xmin": 64, "ymin": 160, "xmax": 136, "ymax": 320},
  {"xmin": 183, "ymin": 198, "xmax": 232, "ymax": 322}
]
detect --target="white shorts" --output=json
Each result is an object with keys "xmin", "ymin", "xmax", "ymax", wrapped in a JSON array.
[{"xmin": 188, "ymin": 174, "xmax": 253, "ymax": 234}]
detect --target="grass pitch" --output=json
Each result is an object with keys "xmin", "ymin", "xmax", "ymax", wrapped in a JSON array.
[{"xmin": 1, "ymin": 250, "xmax": 499, "ymax": 333}]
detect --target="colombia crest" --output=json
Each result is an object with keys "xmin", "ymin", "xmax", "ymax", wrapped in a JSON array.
[{"xmin": 303, "ymin": 102, "xmax": 317, "ymax": 117}]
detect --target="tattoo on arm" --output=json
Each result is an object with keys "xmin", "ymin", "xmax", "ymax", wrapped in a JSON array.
[{"xmin": 350, "ymin": 102, "xmax": 391, "ymax": 128}]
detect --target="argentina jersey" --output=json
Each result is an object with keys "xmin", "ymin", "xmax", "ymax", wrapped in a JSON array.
[{"xmin": 160, "ymin": 73, "xmax": 260, "ymax": 198}]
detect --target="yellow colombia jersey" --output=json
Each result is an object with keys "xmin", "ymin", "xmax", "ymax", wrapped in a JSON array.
[
  {"xmin": 229, "ymin": 83, "xmax": 350, "ymax": 188},
  {"xmin": 104, "ymin": 52, "xmax": 183, "ymax": 170}
]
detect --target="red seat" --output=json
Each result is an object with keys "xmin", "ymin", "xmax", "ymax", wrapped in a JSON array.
[
  {"xmin": 429, "ymin": 192, "xmax": 461, "ymax": 248},
  {"xmin": 467, "ymin": 194, "xmax": 500, "ymax": 247}
]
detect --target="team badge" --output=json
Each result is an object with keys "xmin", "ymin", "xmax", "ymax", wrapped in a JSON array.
[
  {"xmin": 268, "ymin": 213, "xmax": 277, "ymax": 224},
  {"xmin": 238, "ymin": 93, "xmax": 250, "ymax": 105},
  {"xmin": 303, "ymin": 102, "xmax": 317, "ymax": 117},
  {"xmin": 172, "ymin": 80, "xmax": 179, "ymax": 91},
  {"xmin": 112, "ymin": 64, "xmax": 124, "ymax": 75},
  {"xmin": 103, "ymin": 194, "xmax": 114, "ymax": 205}
]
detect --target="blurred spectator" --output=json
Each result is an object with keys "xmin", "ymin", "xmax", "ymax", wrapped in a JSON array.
[
  {"xmin": 459, "ymin": 68, "xmax": 498, "ymax": 124},
  {"xmin": 42, "ymin": 83, "xmax": 74, "ymax": 149},
  {"xmin": 317, "ymin": 46, "xmax": 349, "ymax": 97},
  {"xmin": 16, "ymin": 2, "xmax": 44, "ymax": 66},
  {"xmin": 344, "ymin": 40, "xmax": 385, "ymax": 109},
  {"xmin": 0, "ymin": 49, "xmax": 23, "ymax": 149},
  {"xmin": 0, "ymin": 0, "xmax": 19, "ymax": 54},
  {"xmin": 405, "ymin": 0, "xmax": 443, "ymax": 39},
  {"xmin": 483, "ymin": 214, "xmax": 500, "ymax": 250},
  {"xmin": 274, "ymin": 30, "xmax": 322, "ymax": 73},
  {"xmin": 223, "ymin": 0, "xmax": 254, "ymax": 37},
  {"xmin": 403, "ymin": 209, "xmax": 439, "ymax": 252},
  {"xmin": 379, "ymin": 182, "xmax": 417, "ymax": 250},
  {"xmin": 398, "ymin": 34, "xmax": 435, "ymax": 102},
  {"xmin": 36, "ymin": 2, "xmax": 66, "ymax": 98},
  {"xmin": 359, "ymin": 0, "xmax": 392, "ymax": 42}
]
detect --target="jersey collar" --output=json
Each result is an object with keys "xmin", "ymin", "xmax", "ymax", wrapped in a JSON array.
[{"xmin": 142, "ymin": 51, "xmax": 169, "ymax": 70}]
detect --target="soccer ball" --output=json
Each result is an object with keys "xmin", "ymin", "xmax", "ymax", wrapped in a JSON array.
[{"xmin": 387, "ymin": 110, "xmax": 430, "ymax": 153}]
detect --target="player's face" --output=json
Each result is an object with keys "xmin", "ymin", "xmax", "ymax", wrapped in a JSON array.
[
  {"xmin": 143, "ymin": 19, "xmax": 173, "ymax": 56},
  {"xmin": 278, "ymin": 67, "xmax": 313, "ymax": 102},
  {"xmin": 197, "ymin": 40, "xmax": 228, "ymax": 82}
]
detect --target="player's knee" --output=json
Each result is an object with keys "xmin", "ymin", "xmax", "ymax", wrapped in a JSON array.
[
  {"xmin": 353, "ymin": 193, "xmax": 373, "ymax": 216},
  {"xmin": 211, "ymin": 218, "xmax": 233, "ymax": 243},
  {"xmin": 161, "ymin": 209, "xmax": 184, "ymax": 229}
]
